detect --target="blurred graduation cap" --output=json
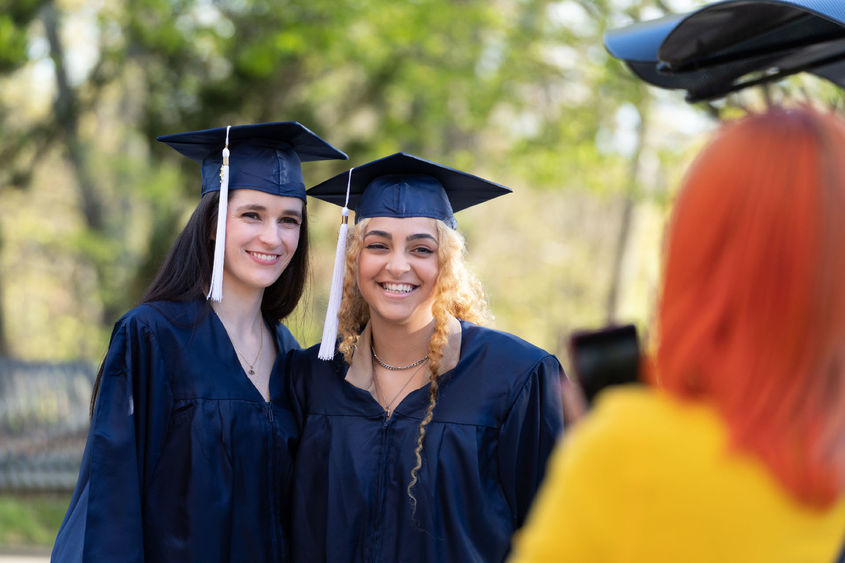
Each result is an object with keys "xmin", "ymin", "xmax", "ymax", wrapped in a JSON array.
[
  {"xmin": 308, "ymin": 152, "xmax": 511, "ymax": 359},
  {"xmin": 157, "ymin": 121, "xmax": 347, "ymax": 302},
  {"xmin": 604, "ymin": 0, "xmax": 845, "ymax": 102}
]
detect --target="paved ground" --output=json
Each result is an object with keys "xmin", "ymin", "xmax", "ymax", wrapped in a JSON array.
[{"xmin": 0, "ymin": 549, "xmax": 50, "ymax": 563}]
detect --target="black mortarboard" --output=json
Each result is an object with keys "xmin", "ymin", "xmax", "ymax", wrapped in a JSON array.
[
  {"xmin": 308, "ymin": 152, "xmax": 511, "ymax": 359},
  {"xmin": 604, "ymin": 0, "xmax": 845, "ymax": 102},
  {"xmin": 307, "ymin": 152, "xmax": 511, "ymax": 229},
  {"xmin": 156, "ymin": 121, "xmax": 347, "ymax": 302},
  {"xmin": 157, "ymin": 121, "xmax": 347, "ymax": 200}
]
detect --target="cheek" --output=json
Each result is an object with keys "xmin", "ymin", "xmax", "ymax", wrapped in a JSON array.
[
  {"xmin": 423, "ymin": 261, "xmax": 441, "ymax": 286},
  {"xmin": 283, "ymin": 228, "xmax": 300, "ymax": 252},
  {"xmin": 356, "ymin": 254, "xmax": 378, "ymax": 281}
]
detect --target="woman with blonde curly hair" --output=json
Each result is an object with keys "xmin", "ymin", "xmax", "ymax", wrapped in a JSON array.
[{"xmin": 287, "ymin": 153, "xmax": 565, "ymax": 562}]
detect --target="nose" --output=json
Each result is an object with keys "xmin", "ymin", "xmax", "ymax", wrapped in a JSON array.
[
  {"xmin": 385, "ymin": 249, "xmax": 410, "ymax": 277},
  {"xmin": 258, "ymin": 221, "xmax": 282, "ymax": 247}
]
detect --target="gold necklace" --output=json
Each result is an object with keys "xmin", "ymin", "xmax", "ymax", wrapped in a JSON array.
[
  {"xmin": 231, "ymin": 318, "xmax": 264, "ymax": 376},
  {"xmin": 371, "ymin": 354, "xmax": 428, "ymax": 417}
]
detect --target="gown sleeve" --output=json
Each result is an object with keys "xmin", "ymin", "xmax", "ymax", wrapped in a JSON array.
[
  {"xmin": 51, "ymin": 314, "xmax": 172, "ymax": 563},
  {"xmin": 497, "ymin": 354, "xmax": 565, "ymax": 529}
]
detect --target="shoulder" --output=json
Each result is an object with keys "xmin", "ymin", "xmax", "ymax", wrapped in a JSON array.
[
  {"xmin": 433, "ymin": 322, "xmax": 561, "ymax": 426},
  {"xmin": 271, "ymin": 321, "xmax": 300, "ymax": 353},
  {"xmin": 100, "ymin": 301, "xmax": 205, "ymax": 378},
  {"xmin": 461, "ymin": 321, "xmax": 554, "ymax": 365},
  {"xmin": 289, "ymin": 341, "xmax": 321, "ymax": 363},
  {"xmin": 288, "ymin": 342, "xmax": 344, "ymax": 379},
  {"xmin": 569, "ymin": 387, "xmax": 703, "ymax": 450},
  {"xmin": 458, "ymin": 322, "xmax": 560, "ymax": 393},
  {"xmin": 560, "ymin": 387, "xmax": 728, "ymax": 489},
  {"xmin": 116, "ymin": 299, "xmax": 207, "ymax": 334}
]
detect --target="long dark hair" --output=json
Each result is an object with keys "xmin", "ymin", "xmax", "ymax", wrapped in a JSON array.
[{"xmin": 89, "ymin": 190, "xmax": 309, "ymax": 415}]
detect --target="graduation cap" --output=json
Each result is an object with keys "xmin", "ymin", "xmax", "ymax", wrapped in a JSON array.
[
  {"xmin": 307, "ymin": 152, "xmax": 511, "ymax": 359},
  {"xmin": 157, "ymin": 121, "xmax": 347, "ymax": 302},
  {"xmin": 604, "ymin": 0, "xmax": 845, "ymax": 102}
]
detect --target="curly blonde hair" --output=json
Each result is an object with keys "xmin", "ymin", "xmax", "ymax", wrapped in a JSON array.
[{"xmin": 336, "ymin": 218, "xmax": 489, "ymax": 512}]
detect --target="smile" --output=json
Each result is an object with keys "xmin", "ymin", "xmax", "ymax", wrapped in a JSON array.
[
  {"xmin": 247, "ymin": 251, "xmax": 281, "ymax": 265},
  {"xmin": 379, "ymin": 282, "xmax": 417, "ymax": 294}
]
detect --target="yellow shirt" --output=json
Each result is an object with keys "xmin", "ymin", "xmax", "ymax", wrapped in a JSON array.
[{"xmin": 510, "ymin": 387, "xmax": 845, "ymax": 562}]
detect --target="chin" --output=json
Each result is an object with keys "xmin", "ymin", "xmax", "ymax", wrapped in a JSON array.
[{"xmin": 371, "ymin": 305, "xmax": 433, "ymax": 327}]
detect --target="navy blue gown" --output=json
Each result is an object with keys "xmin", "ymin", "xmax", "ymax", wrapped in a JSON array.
[
  {"xmin": 51, "ymin": 298, "xmax": 300, "ymax": 562},
  {"xmin": 287, "ymin": 320, "xmax": 564, "ymax": 563}
]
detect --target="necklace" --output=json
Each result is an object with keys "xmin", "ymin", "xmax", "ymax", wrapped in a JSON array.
[
  {"xmin": 371, "ymin": 355, "xmax": 429, "ymax": 417},
  {"xmin": 231, "ymin": 318, "xmax": 264, "ymax": 377},
  {"xmin": 371, "ymin": 345, "xmax": 429, "ymax": 370}
]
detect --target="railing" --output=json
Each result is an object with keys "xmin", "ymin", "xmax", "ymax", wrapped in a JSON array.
[{"xmin": 0, "ymin": 359, "xmax": 95, "ymax": 492}]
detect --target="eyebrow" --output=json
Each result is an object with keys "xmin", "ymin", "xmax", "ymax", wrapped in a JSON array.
[
  {"xmin": 363, "ymin": 230, "xmax": 437, "ymax": 243},
  {"xmin": 235, "ymin": 203, "xmax": 302, "ymax": 218}
]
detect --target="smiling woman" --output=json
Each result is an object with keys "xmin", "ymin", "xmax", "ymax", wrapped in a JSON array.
[
  {"xmin": 356, "ymin": 216, "xmax": 441, "ymax": 329},
  {"xmin": 287, "ymin": 153, "xmax": 566, "ymax": 563},
  {"xmin": 50, "ymin": 122, "xmax": 347, "ymax": 563},
  {"xmin": 221, "ymin": 190, "xmax": 303, "ymax": 304}
]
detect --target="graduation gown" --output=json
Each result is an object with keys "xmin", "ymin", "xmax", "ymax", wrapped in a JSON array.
[
  {"xmin": 51, "ymin": 298, "xmax": 300, "ymax": 563},
  {"xmin": 288, "ymin": 318, "xmax": 564, "ymax": 563}
]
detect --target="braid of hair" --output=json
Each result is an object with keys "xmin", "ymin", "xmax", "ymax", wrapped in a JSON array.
[
  {"xmin": 407, "ymin": 306, "xmax": 449, "ymax": 514},
  {"xmin": 337, "ymin": 219, "xmax": 370, "ymax": 363},
  {"xmin": 406, "ymin": 221, "xmax": 484, "ymax": 513}
]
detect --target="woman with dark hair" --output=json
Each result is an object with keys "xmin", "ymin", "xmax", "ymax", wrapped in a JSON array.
[
  {"xmin": 288, "ymin": 153, "xmax": 565, "ymax": 562},
  {"xmin": 510, "ymin": 106, "xmax": 845, "ymax": 562},
  {"xmin": 51, "ymin": 122, "xmax": 346, "ymax": 562}
]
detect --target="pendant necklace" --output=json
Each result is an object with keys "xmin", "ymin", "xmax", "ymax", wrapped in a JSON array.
[
  {"xmin": 371, "ymin": 345, "xmax": 429, "ymax": 417},
  {"xmin": 232, "ymin": 317, "xmax": 264, "ymax": 377}
]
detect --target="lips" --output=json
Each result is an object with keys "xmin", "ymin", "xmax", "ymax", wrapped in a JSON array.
[
  {"xmin": 379, "ymin": 282, "xmax": 417, "ymax": 294},
  {"xmin": 247, "ymin": 251, "xmax": 281, "ymax": 265}
]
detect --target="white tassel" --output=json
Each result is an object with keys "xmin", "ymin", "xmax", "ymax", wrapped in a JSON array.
[
  {"xmin": 318, "ymin": 168, "xmax": 354, "ymax": 360},
  {"xmin": 207, "ymin": 126, "xmax": 232, "ymax": 302}
]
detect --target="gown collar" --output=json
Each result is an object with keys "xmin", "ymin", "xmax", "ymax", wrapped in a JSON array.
[{"xmin": 345, "ymin": 316, "xmax": 462, "ymax": 397}]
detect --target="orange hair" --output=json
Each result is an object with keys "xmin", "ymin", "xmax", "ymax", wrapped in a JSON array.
[{"xmin": 655, "ymin": 106, "xmax": 845, "ymax": 508}]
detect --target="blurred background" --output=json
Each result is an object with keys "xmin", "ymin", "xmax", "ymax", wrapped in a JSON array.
[{"xmin": 0, "ymin": 0, "xmax": 840, "ymax": 555}]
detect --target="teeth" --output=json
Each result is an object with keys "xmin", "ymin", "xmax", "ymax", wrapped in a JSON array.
[
  {"xmin": 250, "ymin": 252, "xmax": 277, "ymax": 262},
  {"xmin": 382, "ymin": 283, "xmax": 414, "ymax": 293}
]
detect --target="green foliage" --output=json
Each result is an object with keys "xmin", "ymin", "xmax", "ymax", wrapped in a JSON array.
[
  {"xmin": 0, "ymin": 493, "xmax": 70, "ymax": 547},
  {"xmin": 0, "ymin": 0, "xmax": 799, "ymax": 362}
]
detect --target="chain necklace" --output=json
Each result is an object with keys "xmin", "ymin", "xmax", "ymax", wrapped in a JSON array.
[
  {"xmin": 371, "ymin": 345, "xmax": 429, "ymax": 370},
  {"xmin": 231, "ymin": 318, "xmax": 264, "ymax": 377},
  {"xmin": 371, "ymin": 354, "xmax": 429, "ymax": 417}
]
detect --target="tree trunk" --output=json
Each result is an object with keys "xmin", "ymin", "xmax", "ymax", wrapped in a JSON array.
[
  {"xmin": 605, "ymin": 101, "xmax": 649, "ymax": 324},
  {"xmin": 43, "ymin": 2, "xmax": 120, "ymax": 324}
]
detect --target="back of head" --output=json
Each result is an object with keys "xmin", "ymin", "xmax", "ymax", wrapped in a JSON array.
[{"xmin": 655, "ymin": 106, "xmax": 845, "ymax": 507}]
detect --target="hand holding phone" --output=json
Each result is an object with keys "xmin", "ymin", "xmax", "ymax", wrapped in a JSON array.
[{"xmin": 569, "ymin": 324, "xmax": 641, "ymax": 406}]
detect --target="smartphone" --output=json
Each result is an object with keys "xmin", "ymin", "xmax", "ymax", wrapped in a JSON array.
[{"xmin": 569, "ymin": 324, "xmax": 641, "ymax": 405}]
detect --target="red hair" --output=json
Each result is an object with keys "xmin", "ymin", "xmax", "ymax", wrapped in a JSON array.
[{"xmin": 655, "ymin": 106, "xmax": 845, "ymax": 508}]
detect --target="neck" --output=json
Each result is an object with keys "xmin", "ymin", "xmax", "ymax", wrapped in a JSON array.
[
  {"xmin": 369, "ymin": 314, "xmax": 435, "ymax": 366},
  {"xmin": 211, "ymin": 288, "xmax": 264, "ymax": 334}
]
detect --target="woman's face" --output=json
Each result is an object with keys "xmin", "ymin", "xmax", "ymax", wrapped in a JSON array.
[
  {"xmin": 222, "ymin": 189, "xmax": 303, "ymax": 298},
  {"xmin": 357, "ymin": 216, "xmax": 440, "ymax": 329}
]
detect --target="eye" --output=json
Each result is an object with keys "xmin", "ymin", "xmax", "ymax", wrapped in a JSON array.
[
  {"xmin": 364, "ymin": 242, "xmax": 389, "ymax": 251},
  {"xmin": 280, "ymin": 216, "xmax": 301, "ymax": 226},
  {"xmin": 242, "ymin": 212, "xmax": 260, "ymax": 220},
  {"xmin": 411, "ymin": 245, "xmax": 435, "ymax": 255}
]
